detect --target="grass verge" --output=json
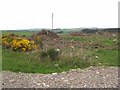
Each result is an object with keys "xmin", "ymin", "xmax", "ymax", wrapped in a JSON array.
[
  {"xmin": 2, "ymin": 48, "xmax": 118, "ymax": 74},
  {"xmin": 2, "ymin": 49, "xmax": 91, "ymax": 74}
]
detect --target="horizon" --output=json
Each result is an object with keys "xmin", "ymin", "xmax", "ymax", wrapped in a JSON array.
[{"xmin": 1, "ymin": 27, "xmax": 118, "ymax": 31}]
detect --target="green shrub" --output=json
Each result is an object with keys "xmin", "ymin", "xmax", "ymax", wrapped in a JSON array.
[
  {"xmin": 47, "ymin": 48, "xmax": 59, "ymax": 61},
  {"xmin": 40, "ymin": 51, "xmax": 48, "ymax": 60}
]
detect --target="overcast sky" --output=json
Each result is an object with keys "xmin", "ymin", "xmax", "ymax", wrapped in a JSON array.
[{"xmin": 0, "ymin": 0, "xmax": 119, "ymax": 30}]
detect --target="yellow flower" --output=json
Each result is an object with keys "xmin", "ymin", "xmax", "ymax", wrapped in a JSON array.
[
  {"xmin": 22, "ymin": 48, "xmax": 26, "ymax": 52},
  {"xmin": 2, "ymin": 34, "xmax": 39, "ymax": 52}
]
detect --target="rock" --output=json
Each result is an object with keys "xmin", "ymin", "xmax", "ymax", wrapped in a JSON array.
[
  {"xmin": 96, "ymin": 71, "xmax": 99, "ymax": 74},
  {"xmin": 52, "ymin": 73, "xmax": 57, "ymax": 75}
]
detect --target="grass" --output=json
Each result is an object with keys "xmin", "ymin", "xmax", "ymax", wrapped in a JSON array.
[
  {"xmin": 64, "ymin": 36, "xmax": 88, "ymax": 42},
  {"xmin": 64, "ymin": 34, "xmax": 117, "ymax": 47},
  {"xmin": 2, "ymin": 31, "xmax": 119, "ymax": 74},
  {"xmin": 92, "ymin": 49, "xmax": 118, "ymax": 66},
  {"xmin": 2, "ymin": 47, "xmax": 118, "ymax": 74},
  {"xmin": 2, "ymin": 49, "xmax": 91, "ymax": 74},
  {"xmin": 2, "ymin": 31, "xmax": 38, "ymax": 37}
]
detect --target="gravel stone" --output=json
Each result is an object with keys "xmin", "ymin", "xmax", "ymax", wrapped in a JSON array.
[{"xmin": 2, "ymin": 66, "xmax": 119, "ymax": 88}]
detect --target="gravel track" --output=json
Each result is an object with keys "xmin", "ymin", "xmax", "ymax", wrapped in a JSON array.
[{"xmin": 2, "ymin": 66, "xmax": 119, "ymax": 88}]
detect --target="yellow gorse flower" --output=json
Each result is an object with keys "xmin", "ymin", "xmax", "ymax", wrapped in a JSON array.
[{"xmin": 2, "ymin": 34, "xmax": 39, "ymax": 52}]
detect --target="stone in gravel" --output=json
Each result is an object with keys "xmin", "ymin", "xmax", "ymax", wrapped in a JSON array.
[
  {"xmin": 64, "ymin": 80, "xmax": 68, "ymax": 82},
  {"xmin": 96, "ymin": 71, "xmax": 99, "ymax": 74},
  {"xmin": 41, "ymin": 83, "xmax": 46, "ymax": 87},
  {"xmin": 9, "ymin": 80, "xmax": 16, "ymax": 83},
  {"xmin": 84, "ymin": 84, "xmax": 87, "ymax": 87},
  {"xmin": 52, "ymin": 73, "xmax": 57, "ymax": 75}
]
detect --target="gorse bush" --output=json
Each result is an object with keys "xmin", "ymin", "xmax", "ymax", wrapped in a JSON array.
[
  {"xmin": 47, "ymin": 48, "xmax": 59, "ymax": 61},
  {"xmin": 2, "ymin": 34, "xmax": 38, "ymax": 52},
  {"xmin": 11, "ymin": 38, "xmax": 38, "ymax": 52}
]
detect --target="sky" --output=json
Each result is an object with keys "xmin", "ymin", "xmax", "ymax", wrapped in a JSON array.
[{"xmin": 0, "ymin": 0, "xmax": 119, "ymax": 30}]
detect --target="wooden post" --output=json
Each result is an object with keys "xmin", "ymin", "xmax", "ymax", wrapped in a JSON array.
[{"xmin": 52, "ymin": 13, "xmax": 53, "ymax": 30}]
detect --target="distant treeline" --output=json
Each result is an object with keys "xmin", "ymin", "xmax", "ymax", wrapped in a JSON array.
[
  {"xmin": 81, "ymin": 28, "xmax": 119, "ymax": 33},
  {"xmin": 2, "ymin": 30, "xmax": 30, "ymax": 32},
  {"xmin": 2, "ymin": 28, "xmax": 119, "ymax": 34}
]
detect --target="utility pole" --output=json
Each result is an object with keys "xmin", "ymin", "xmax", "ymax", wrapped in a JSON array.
[{"xmin": 52, "ymin": 13, "xmax": 53, "ymax": 30}]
